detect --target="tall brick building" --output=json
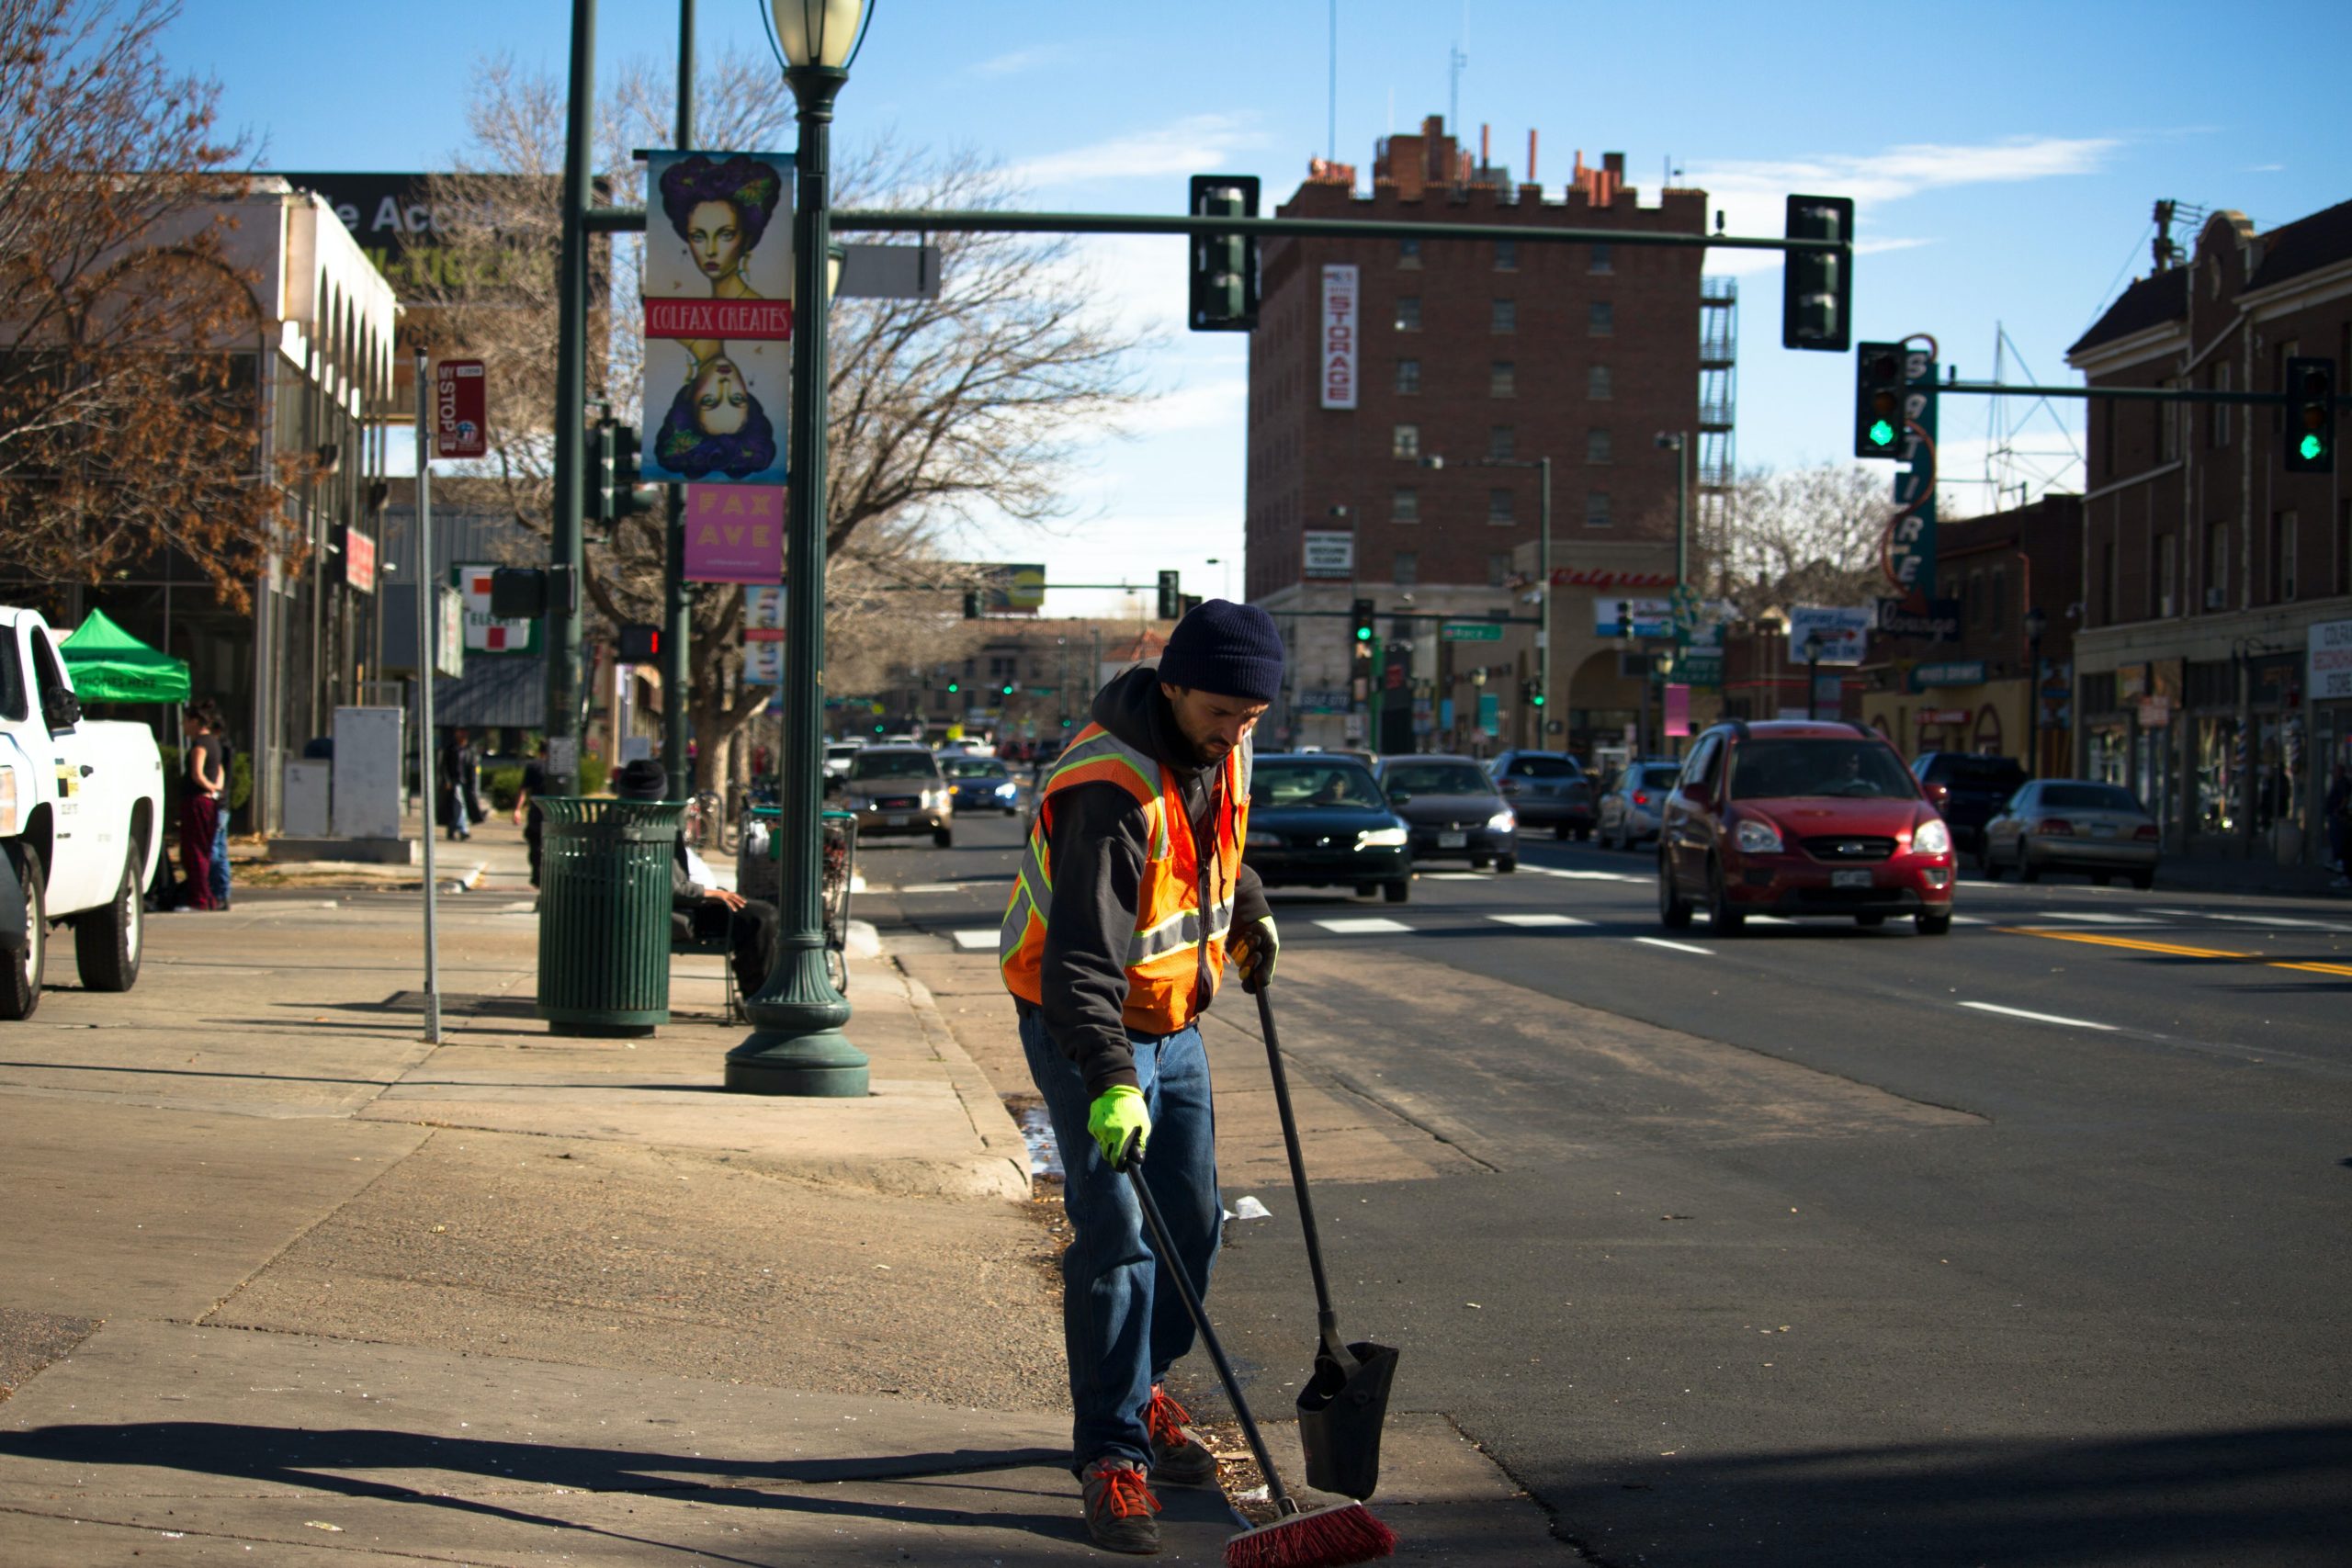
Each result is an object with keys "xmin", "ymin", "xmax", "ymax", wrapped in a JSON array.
[
  {"xmin": 2066, "ymin": 198, "xmax": 2352, "ymax": 867},
  {"xmin": 1244, "ymin": 118, "xmax": 1725, "ymax": 754}
]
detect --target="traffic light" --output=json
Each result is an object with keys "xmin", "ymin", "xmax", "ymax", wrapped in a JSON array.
[
  {"xmin": 2285, "ymin": 356, "xmax": 2335, "ymax": 473},
  {"xmin": 616, "ymin": 624, "xmax": 661, "ymax": 661},
  {"xmin": 587, "ymin": 420, "xmax": 617, "ymax": 523},
  {"xmin": 1000, "ymin": 682, "xmax": 1015, "ymax": 697},
  {"xmin": 1615, "ymin": 600, "xmax": 1633, "ymax": 639},
  {"xmin": 1854, "ymin": 341, "xmax": 1906, "ymax": 457},
  {"xmin": 1351, "ymin": 597, "xmax": 1376, "ymax": 647},
  {"xmin": 1188, "ymin": 175, "xmax": 1260, "ymax": 333},
  {"xmin": 1781, "ymin": 195, "xmax": 1853, "ymax": 353},
  {"xmin": 1157, "ymin": 570, "xmax": 1182, "ymax": 619},
  {"xmin": 488, "ymin": 567, "xmax": 547, "ymax": 619},
  {"xmin": 945, "ymin": 679, "xmax": 959, "ymax": 694},
  {"xmin": 1529, "ymin": 683, "xmax": 1545, "ymax": 708},
  {"xmin": 612, "ymin": 425, "xmax": 661, "ymax": 516}
]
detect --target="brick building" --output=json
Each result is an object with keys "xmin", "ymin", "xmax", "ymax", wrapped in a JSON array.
[
  {"xmin": 1244, "ymin": 118, "xmax": 1725, "ymax": 754},
  {"xmin": 2066, "ymin": 199, "xmax": 2352, "ymax": 865}
]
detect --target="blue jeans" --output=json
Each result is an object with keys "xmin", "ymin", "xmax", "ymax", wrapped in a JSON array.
[
  {"xmin": 209, "ymin": 809, "xmax": 231, "ymax": 908},
  {"xmin": 1019, "ymin": 1007, "xmax": 1221, "ymax": 1476}
]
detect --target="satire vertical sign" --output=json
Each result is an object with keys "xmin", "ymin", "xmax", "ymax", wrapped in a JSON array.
[
  {"xmin": 1320, "ymin": 265, "xmax": 1358, "ymax": 410},
  {"xmin": 640, "ymin": 149, "xmax": 795, "ymax": 487}
]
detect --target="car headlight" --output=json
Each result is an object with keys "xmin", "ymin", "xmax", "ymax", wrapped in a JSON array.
[
  {"xmin": 1355, "ymin": 827, "xmax": 1408, "ymax": 849},
  {"xmin": 1486, "ymin": 809, "xmax": 1516, "ymax": 832},
  {"xmin": 1912, "ymin": 818, "xmax": 1951, "ymax": 856},
  {"xmin": 922, "ymin": 787, "xmax": 947, "ymax": 809},
  {"xmin": 1734, "ymin": 816, "xmax": 1785, "ymax": 854},
  {"xmin": 994, "ymin": 781, "xmax": 1019, "ymax": 796},
  {"xmin": 1245, "ymin": 830, "xmax": 1281, "ymax": 848}
]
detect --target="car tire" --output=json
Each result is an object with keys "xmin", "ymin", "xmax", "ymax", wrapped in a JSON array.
[
  {"xmin": 2131, "ymin": 870, "xmax": 2154, "ymax": 891},
  {"xmin": 74, "ymin": 833, "xmax": 145, "ymax": 994},
  {"xmin": 1383, "ymin": 879, "xmax": 1410, "ymax": 904},
  {"xmin": 2018, "ymin": 851, "xmax": 2040, "ymax": 883},
  {"xmin": 1470, "ymin": 855, "xmax": 1492, "ymax": 870},
  {"xmin": 2093, "ymin": 872, "xmax": 2112, "ymax": 887},
  {"xmin": 1917, "ymin": 912, "xmax": 1953, "ymax": 936},
  {"xmin": 1496, "ymin": 853, "xmax": 1517, "ymax": 874},
  {"xmin": 933, "ymin": 827, "xmax": 954, "ymax": 849},
  {"xmin": 1856, "ymin": 913, "xmax": 1886, "ymax": 928},
  {"xmin": 1355, "ymin": 882, "xmax": 1378, "ymax": 899},
  {"xmin": 1657, "ymin": 851, "xmax": 1693, "ymax": 930},
  {"xmin": 1, "ymin": 841, "xmax": 46, "ymax": 1021},
  {"xmin": 1576, "ymin": 826, "xmax": 1593, "ymax": 842},
  {"xmin": 1707, "ymin": 858, "xmax": 1745, "ymax": 936},
  {"xmin": 1981, "ymin": 845, "xmax": 2005, "ymax": 880}
]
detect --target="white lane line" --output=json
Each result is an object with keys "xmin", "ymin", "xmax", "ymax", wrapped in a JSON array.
[
  {"xmin": 1632, "ymin": 936, "xmax": 1713, "ymax": 956},
  {"xmin": 2034, "ymin": 911, "xmax": 2166, "ymax": 925},
  {"xmin": 1951, "ymin": 915, "xmax": 1989, "ymax": 926},
  {"xmin": 1539, "ymin": 868, "xmax": 1645, "ymax": 882},
  {"xmin": 1313, "ymin": 917, "xmax": 1415, "ymax": 934},
  {"xmin": 951, "ymin": 929, "xmax": 998, "ymax": 950},
  {"xmin": 1959, "ymin": 1000, "xmax": 2116, "ymax": 1031},
  {"xmin": 2199, "ymin": 912, "xmax": 2352, "ymax": 932},
  {"xmin": 1747, "ymin": 914, "xmax": 1797, "ymax": 925},
  {"xmin": 1487, "ymin": 913, "xmax": 1591, "ymax": 928},
  {"xmin": 899, "ymin": 883, "xmax": 964, "ymax": 894},
  {"xmin": 1421, "ymin": 872, "xmax": 1487, "ymax": 881}
]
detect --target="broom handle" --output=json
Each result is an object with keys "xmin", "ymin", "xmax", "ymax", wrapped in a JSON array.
[
  {"xmin": 1255, "ymin": 987, "xmax": 1348, "ymax": 1359},
  {"xmin": 1121, "ymin": 1138, "xmax": 1298, "ymax": 1518}
]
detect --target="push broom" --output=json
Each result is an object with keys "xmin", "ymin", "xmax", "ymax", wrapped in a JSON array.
[{"xmin": 1118, "ymin": 1134, "xmax": 1396, "ymax": 1568}]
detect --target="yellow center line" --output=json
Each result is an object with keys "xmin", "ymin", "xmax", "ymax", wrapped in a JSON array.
[{"xmin": 1997, "ymin": 925, "xmax": 2352, "ymax": 979}]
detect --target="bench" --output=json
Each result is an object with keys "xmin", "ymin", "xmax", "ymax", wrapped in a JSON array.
[{"xmin": 670, "ymin": 927, "xmax": 746, "ymax": 1021}]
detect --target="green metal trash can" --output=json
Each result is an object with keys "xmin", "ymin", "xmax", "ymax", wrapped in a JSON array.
[{"xmin": 536, "ymin": 796, "xmax": 684, "ymax": 1037}]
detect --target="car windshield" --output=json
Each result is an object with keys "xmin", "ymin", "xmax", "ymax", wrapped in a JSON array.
[
  {"xmin": 944, "ymin": 760, "xmax": 1008, "ymax": 780},
  {"xmin": 1252, "ymin": 762, "xmax": 1384, "ymax": 809},
  {"xmin": 1730, "ymin": 740, "xmax": 1915, "ymax": 800},
  {"xmin": 1503, "ymin": 756, "xmax": 1579, "ymax": 778},
  {"xmin": 1637, "ymin": 765, "xmax": 1681, "ymax": 790},
  {"xmin": 2039, "ymin": 783, "xmax": 2143, "ymax": 813},
  {"xmin": 1935, "ymin": 756, "xmax": 2025, "ymax": 789},
  {"xmin": 848, "ymin": 750, "xmax": 938, "ymax": 781},
  {"xmin": 0, "ymin": 635, "xmax": 23, "ymax": 722},
  {"xmin": 1383, "ymin": 761, "xmax": 1494, "ymax": 796}
]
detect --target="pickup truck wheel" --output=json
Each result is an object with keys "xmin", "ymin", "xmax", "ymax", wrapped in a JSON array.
[
  {"xmin": 1, "ymin": 842, "xmax": 46, "ymax": 1021},
  {"xmin": 75, "ymin": 836, "xmax": 144, "ymax": 993}
]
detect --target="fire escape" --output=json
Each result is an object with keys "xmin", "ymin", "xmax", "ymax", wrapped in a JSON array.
[{"xmin": 1696, "ymin": 276, "xmax": 1737, "ymax": 586}]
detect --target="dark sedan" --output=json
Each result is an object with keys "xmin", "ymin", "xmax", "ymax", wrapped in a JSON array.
[
  {"xmin": 1374, "ymin": 754, "xmax": 1518, "ymax": 872},
  {"xmin": 1487, "ymin": 750, "xmax": 1596, "ymax": 840},
  {"xmin": 943, "ymin": 756, "xmax": 1021, "ymax": 814},
  {"xmin": 1244, "ymin": 755, "xmax": 1413, "ymax": 902}
]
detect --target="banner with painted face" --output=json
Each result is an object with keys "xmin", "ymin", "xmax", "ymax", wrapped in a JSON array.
[{"xmin": 640, "ymin": 149, "xmax": 795, "ymax": 487}]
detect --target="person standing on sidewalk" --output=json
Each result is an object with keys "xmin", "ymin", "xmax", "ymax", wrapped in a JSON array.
[
  {"xmin": 198, "ymin": 702, "xmax": 234, "ymax": 910},
  {"xmin": 999, "ymin": 601, "xmax": 1283, "ymax": 1555},
  {"xmin": 2326, "ymin": 761, "xmax": 2351, "ymax": 887},
  {"xmin": 513, "ymin": 740, "xmax": 548, "ymax": 889},
  {"xmin": 438, "ymin": 728, "xmax": 478, "ymax": 841},
  {"xmin": 177, "ymin": 706, "xmax": 225, "ymax": 911}
]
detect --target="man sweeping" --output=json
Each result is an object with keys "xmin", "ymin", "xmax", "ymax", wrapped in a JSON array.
[{"xmin": 1001, "ymin": 600, "xmax": 1283, "ymax": 1554}]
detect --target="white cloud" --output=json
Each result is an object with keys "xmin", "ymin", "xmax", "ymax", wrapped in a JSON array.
[
  {"xmin": 969, "ymin": 45, "xmax": 1070, "ymax": 78},
  {"xmin": 1008, "ymin": 113, "xmax": 1266, "ymax": 192}
]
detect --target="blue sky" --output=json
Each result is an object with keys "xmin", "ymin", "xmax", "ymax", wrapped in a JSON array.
[{"xmin": 170, "ymin": 1, "xmax": 2352, "ymax": 615}]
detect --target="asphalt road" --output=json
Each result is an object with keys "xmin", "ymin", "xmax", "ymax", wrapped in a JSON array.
[{"xmin": 863, "ymin": 807, "xmax": 2352, "ymax": 1568}]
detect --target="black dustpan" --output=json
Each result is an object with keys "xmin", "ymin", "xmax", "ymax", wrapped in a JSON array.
[{"xmin": 1254, "ymin": 987, "xmax": 1400, "ymax": 1501}]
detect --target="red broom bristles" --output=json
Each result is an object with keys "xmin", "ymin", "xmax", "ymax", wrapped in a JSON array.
[{"xmin": 1225, "ymin": 1499, "xmax": 1396, "ymax": 1568}]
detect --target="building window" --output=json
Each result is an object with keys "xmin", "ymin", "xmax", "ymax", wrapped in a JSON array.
[
  {"xmin": 1395, "ymin": 296, "xmax": 1421, "ymax": 332},
  {"xmin": 2157, "ymin": 531, "xmax": 2177, "ymax": 617},
  {"xmin": 1392, "ymin": 423, "xmax": 1420, "ymax": 459},
  {"xmin": 2206, "ymin": 520, "xmax": 2229, "ymax": 607},
  {"xmin": 2158, "ymin": 381, "xmax": 2180, "ymax": 463},
  {"xmin": 1589, "ymin": 300, "xmax": 1614, "ymax": 336},
  {"xmin": 2209, "ymin": 364, "xmax": 2231, "ymax": 447},
  {"xmin": 1494, "ymin": 238, "xmax": 1518, "ymax": 271},
  {"xmin": 1487, "ymin": 488, "xmax": 1515, "ymax": 524},
  {"xmin": 1588, "ymin": 364, "xmax": 1612, "ymax": 400},
  {"xmin": 1488, "ymin": 424, "xmax": 1515, "ymax": 461},
  {"xmin": 1397, "ymin": 237, "xmax": 1422, "ymax": 268},
  {"xmin": 1491, "ymin": 299, "xmax": 1517, "ymax": 334},
  {"xmin": 1584, "ymin": 491, "xmax": 1611, "ymax": 527},
  {"xmin": 2099, "ymin": 543, "xmax": 2116, "ymax": 623},
  {"xmin": 1489, "ymin": 360, "xmax": 1515, "ymax": 398},
  {"xmin": 1966, "ymin": 570, "xmax": 1984, "ymax": 626},
  {"xmin": 1391, "ymin": 486, "xmax": 1419, "ymax": 523},
  {"xmin": 1392, "ymin": 550, "xmax": 1418, "ymax": 586},
  {"xmin": 1990, "ymin": 567, "xmax": 2007, "ymax": 631},
  {"xmin": 1586, "ymin": 428, "xmax": 1612, "ymax": 465},
  {"xmin": 1487, "ymin": 551, "xmax": 1512, "ymax": 587},
  {"xmin": 1589, "ymin": 242, "xmax": 1614, "ymax": 274},
  {"xmin": 1395, "ymin": 358, "xmax": 1420, "ymax": 395},
  {"xmin": 2274, "ymin": 510, "xmax": 2298, "ymax": 601}
]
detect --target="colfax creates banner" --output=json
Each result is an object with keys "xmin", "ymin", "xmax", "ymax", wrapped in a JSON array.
[
  {"xmin": 640, "ymin": 149, "xmax": 794, "ymax": 487},
  {"xmin": 684, "ymin": 484, "xmax": 784, "ymax": 582},
  {"xmin": 1320, "ymin": 264, "xmax": 1359, "ymax": 409}
]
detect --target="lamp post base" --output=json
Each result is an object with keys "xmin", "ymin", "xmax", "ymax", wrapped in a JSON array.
[{"xmin": 727, "ymin": 941, "xmax": 867, "ymax": 1097}]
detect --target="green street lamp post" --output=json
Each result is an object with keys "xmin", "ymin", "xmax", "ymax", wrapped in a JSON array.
[{"xmin": 727, "ymin": 0, "xmax": 873, "ymax": 1097}]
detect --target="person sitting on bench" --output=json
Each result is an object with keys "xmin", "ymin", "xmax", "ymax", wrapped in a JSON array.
[{"xmin": 616, "ymin": 759, "xmax": 777, "ymax": 996}]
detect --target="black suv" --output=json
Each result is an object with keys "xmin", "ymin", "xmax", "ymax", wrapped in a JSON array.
[{"xmin": 1910, "ymin": 752, "xmax": 2027, "ymax": 853}]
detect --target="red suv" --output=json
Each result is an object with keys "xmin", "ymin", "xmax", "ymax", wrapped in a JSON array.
[{"xmin": 1657, "ymin": 720, "xmax": 1956, "ymax": 936}]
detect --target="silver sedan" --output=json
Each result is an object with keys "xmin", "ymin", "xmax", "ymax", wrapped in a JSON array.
[{"xmin": 1980, "ymin": 779, "xmax": 2159, "ymax": 888}]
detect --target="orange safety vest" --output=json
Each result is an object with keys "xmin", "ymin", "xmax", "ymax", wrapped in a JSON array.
[{"xmin": 1001, "ymin": 722, "xmax": 1251, "ymax": 1035}]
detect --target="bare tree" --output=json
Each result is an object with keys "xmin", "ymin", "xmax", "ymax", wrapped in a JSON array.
[
  {"xmin": 0, "ymin": 0, "xmax": 308, "ymax": 609},
  {"xmin": 414, "ymin": 48, "xmax": 1147, "ymax": 786},
  {"xmin": 1710, "ymin": 463, "xmax": 1897, "ymax": 621}
]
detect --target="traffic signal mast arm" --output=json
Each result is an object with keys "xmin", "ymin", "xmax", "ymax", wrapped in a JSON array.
[{"xmin": 828, "ymin": 207, "xmax": 1843, "ymax": 256}]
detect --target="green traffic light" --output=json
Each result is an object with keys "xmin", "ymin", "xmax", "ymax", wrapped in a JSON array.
[
  {"xmin": 1868, "ymin": 418, "xmax": 1896, "ymax": 448},
  {"xmin": 1530, "ymin": 693, "xmax": 1544, "ymax": 706},
  {"xmin": 2300, "ymin": 432, "xmax": 2324, "ymax": 461},
  {"xmin": 946, "ymin": 681, "xmax": 958, "ymax": 693},
  {"xmin": 1354, "ymin": 626, "xmax": 1372, "ymax": 641}
]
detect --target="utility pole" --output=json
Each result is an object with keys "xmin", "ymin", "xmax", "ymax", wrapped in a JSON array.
[
  {"xmin": 548, "ymin": 0, "xmax": 595, "ymax": 794},
  {"xmin": 661, "ymin": 0, "xmax": 695, "ymax": 803}
]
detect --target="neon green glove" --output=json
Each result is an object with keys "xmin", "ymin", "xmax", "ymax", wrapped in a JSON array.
[
  {"xmin": 1087, "ymin": 1086, "xmax": 1150, "ymax": 1167},
  {"xmin": 1232, "ymin": 914, "xmax": 1279, "ymax": 993}
]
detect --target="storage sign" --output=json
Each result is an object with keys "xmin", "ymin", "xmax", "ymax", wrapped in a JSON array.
[{"xmin": 1319, "ymin": 265, "xmax": 1358, "ymax": 409}]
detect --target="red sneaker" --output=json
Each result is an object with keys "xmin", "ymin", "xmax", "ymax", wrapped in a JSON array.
[
  {"xmin": 1145, "ymin": 1385, "xmax": 1218, "ymax": 1488},
  {"xmin": 1081, "ymin": 1456, "xmax": 1162, "ymax": 1553}
]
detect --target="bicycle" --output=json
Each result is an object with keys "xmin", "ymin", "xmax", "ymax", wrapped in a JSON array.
[
  {"xmin": 820, "ymin": 810, "xmax": 857, "ymax": 995},
  {"xmin": 685, "ymin": 788, "xmax": 724, "ymax": 852}
]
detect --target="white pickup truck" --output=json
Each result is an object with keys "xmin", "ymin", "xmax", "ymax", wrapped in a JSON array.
[{"xmin": 0, "ymin": 608, "xmax": 165, "ymax": 1018}]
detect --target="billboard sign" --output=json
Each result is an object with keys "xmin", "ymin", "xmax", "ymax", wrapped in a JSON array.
[
  {"xmin": 1319, "ymin": 265, "xmax": 1359, "ymax": 409},
  {"xmin": 1592, "ymin": 597, "xmax": 1675, "ymax": 639},
  {"xmin": 1786, "ymin": 605, "xmax": 1873, "ymax": 667},
  {"xmin": 640, "ymin": 150, "xmax": 795, "ymax": 487},
  {"xmin": 432, "ymin": 358, "xmax": 486, "ymax": 457}
]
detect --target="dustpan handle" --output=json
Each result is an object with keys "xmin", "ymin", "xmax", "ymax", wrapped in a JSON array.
[{"xmin": 1255, "ymin": 987, "xmax": 1350, "ymax": 1368}]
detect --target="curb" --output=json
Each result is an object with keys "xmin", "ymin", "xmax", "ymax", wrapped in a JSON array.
[{"xmin": 884, "ymin": 953, "xmax": 1033, "ymax": 1203}]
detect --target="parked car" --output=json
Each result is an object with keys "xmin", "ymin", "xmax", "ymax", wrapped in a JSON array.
[
  {"xmin": 1485, "ymin": 750, "xmax": 1595, "ymax": 840},
  {"xmin": 0, "ymin": 608, "xmax": 166, "ymax": 1018},
  {"xmin": 1980, "ymin": 779, "xmax": 2159, "ymax": 887},
  {"xmin": 942, "ymin": 755, "xmax": 1022, "ymax": 815},
  {"xmin": 1910, "ymin": 751, "xmax": 2027, "ymax": 853},
  {"xmin": 1373, "ymin": 753, "xmax": 1517, "ymax": 872},
  {"xmin": 1657, "ymin": 719, "xmax": 1956, "ymax": 936},
  {"xmin": 841, "ymin": 745, "xmax": 954, "ymax": 846},
  {"xmin": 1598, "ymin": 760, "xmax": 1683, "ymax": 850},
  {"xmin": 1243, "ymin": 754, "xmax": 1412, "ymax": 902},
  {"xmin": 822, "ymin": 742, "xmax": 862, "ymax": 779}
]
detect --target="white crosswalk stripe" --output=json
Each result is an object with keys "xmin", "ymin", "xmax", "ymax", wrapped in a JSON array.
[
  {"xmin": 1487, "ymin": 913, "xmax": 1591, "ymax": 928},
  {"xmin": 1312, "ymin": 917, "xmax": 1415, "ymax": 934},
  {"xmin": 1633, "ymin": 936, "xmax": 1713, "ymax": 956},
  {"xmin": 951, "ymin": 929, "xmax": 998, "ymax": 950}
]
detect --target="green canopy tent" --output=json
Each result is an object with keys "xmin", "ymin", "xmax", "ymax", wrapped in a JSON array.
[{"xmin": 58, "ymin": 607, "xmax": 191, "ymax": 705}]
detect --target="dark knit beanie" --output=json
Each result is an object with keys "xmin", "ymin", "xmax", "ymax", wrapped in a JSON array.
[
  {"xmin": 616, "ymin": 758, "xmax": 670, "ymax": 800},
  {"xmin": 1156, "ymin": 599, "xmax": 1285, "ymax": 703}
]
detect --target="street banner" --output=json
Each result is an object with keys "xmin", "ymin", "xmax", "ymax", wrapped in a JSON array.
[
  {"xmin": 453, "ymin": 563, "xmax": 536, "ymax": 654},
  {"xmin": 1319, "ymin": 265, "xmax": 1359, "ymax": 409},
  {"xmin": 432, "ymin": 358, "xmax": 486, "ymax": 458},
  {"xmin": 1786, "ymin": 605, "xmax": 1873, "ymax": 666},
  {"xmin": 683, "ymin": 483, "xmax": 784, "ymax": 582},
  {"xmin": 641, "ymin": 149, "xmax": 794, "ymax": 487},
  {"xmin": 1664, "ymin": 682, "xmax": 1690, "ymax": 738}
]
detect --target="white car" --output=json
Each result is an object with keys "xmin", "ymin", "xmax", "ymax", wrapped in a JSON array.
[
  {"xmin": 1598, "ymin": 761, "xmax": 1682, "ymax": 850},
  {"xmin": 1, "ymin": 608, "xmax": 166, "ymax": 1018}
]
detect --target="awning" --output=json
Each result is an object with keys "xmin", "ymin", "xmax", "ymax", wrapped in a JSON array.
[{"xmin": 58, "ymin": 608, "xmax": 191, "ymax": 705}]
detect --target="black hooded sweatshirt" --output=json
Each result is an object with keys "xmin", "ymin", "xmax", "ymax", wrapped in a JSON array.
[{"xmin": 1034, "ymin": 665, "xmax": 1270, "ymax": 1098}]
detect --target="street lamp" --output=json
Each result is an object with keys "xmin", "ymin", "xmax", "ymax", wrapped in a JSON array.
[
  {"xmin": 1654, "ymin": 432, "xmax": 1689, "ymax": 594},
  {"xmin": 1428, "ymin": 453, "xmax": 1552, "ymax": 748},
  {"xmin": 2023, "ymin": 605, "xmax": 2048, "ymax": 780},
  {"xmin": 728, "ymin": 0, "xmax": 875, "ymax": 1097}
]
